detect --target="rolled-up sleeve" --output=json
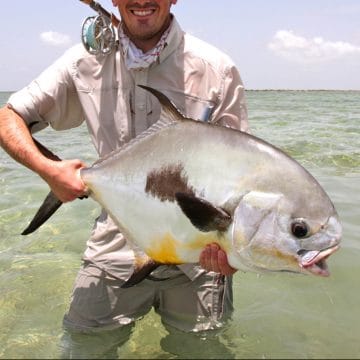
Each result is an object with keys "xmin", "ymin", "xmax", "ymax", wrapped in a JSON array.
[
  {"xmin": 7, "ymin": 46, "xmax": 85, "ymax": 133},
  {"xmin": 212, "ymin": 64, "xmax": 249, "ymax": 133}
]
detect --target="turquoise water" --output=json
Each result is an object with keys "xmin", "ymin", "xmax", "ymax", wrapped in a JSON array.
[{"xmin": 0, "ymin": 90, "xmax": 359, "ymax": 358}]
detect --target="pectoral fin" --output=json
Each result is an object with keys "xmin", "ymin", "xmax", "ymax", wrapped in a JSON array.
[{"xmin": 175, "ymin": 192, "xmax": 232, "ymax": 232}]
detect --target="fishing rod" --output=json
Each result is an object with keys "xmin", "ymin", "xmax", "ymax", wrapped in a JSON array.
[{"xmin": 79, "ymin": 0, "xmax": 120, "ymax": 55}]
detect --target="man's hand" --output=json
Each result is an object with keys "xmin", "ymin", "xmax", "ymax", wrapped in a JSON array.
[
  {"xmin": 0, "ymin": 106, "xmax": 88, "ymax": 203},
  {"xmin": 41, "ymin": 159, "xmax": 88, "ymax": 203},
  {"xmin": 199, "ymin": 243, "xmax": 237, "ymax": 276}
]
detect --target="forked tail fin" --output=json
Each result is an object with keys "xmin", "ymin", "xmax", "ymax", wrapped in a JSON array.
[
  {"xmin": 22, "ymin": 134, "xmax": 88, "ymax": 235},
  {"xmin": 22, "ymin": 191, "xmax": 63, "ymax": 235}
]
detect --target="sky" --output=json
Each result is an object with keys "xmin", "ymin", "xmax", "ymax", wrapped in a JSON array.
[{"xmin": 1, "ymin": 0, "xmax": 360, "ymax": 91}]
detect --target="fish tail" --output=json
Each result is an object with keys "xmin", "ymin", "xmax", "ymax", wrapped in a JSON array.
[{"xmin": 22, "ymin": 191, "xmax": 63, "ymax": 235}]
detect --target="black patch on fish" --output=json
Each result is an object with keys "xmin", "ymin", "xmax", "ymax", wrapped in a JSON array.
[
  {"xmin": 175, "ymin": 192, "xmax": 232, "ymax": 232},
  {"xmin": 145, "ymin": 164, "xmax": 195, "ymax": 202}
]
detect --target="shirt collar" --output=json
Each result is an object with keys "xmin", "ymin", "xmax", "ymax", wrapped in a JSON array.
[{"xmin": 117, "ymin": 15, "xmax": 184, "ymax": 70}]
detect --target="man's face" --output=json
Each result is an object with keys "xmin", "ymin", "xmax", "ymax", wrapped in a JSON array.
[{"xmin": 113, "ymin": 0, "xmax": 177, "ymax": 43}]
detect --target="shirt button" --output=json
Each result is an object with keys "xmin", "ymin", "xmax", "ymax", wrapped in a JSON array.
[{"xmin": 138, "ymin": 104, "xmax": 145, "ymax": 110}]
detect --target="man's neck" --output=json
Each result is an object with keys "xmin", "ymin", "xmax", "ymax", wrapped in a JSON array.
[{"xmin": 123, "ymin": 15, "xmax": 172, "ymax": 53}]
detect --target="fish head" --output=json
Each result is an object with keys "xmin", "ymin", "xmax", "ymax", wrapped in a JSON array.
[{"xmin": 228, "ymin": 190, "xmax": 342, "ymax": 276}]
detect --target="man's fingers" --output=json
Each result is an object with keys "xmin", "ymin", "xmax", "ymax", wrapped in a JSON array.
[
  {"xmin": 199, "ymin": 243, "xmax": 237, "ymax": 276},
  {"xmin": 218, "ymin": 249, "xmax": 237, "ymax": 276},
  {"xmin": 199, "ymin": 245, "xmax": 211, "ymax": 271},
  {"xmin": 210, "ymin": 243, "xmax": 221, "ymax": 273}
]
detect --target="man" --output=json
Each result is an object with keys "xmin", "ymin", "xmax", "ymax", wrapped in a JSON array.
[{"xmin": 0, "ymin": 0, "xmax": 248, "ymax": 356}]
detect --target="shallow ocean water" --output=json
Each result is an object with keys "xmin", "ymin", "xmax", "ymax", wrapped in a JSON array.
[{"xmin": 0, "ymin": 90, "xmax": 359, "ymax": 358}]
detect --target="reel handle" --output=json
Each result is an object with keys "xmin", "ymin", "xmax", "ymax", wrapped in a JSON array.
[
  {"xmin": 79, "ymin": 0, "xmax": 119, "ymax": 55},
  {"xmin": 81, "ymin": 15, "xmax": 116, "ymax": 55},
  {"xmin": 79, "ymin": 0, "xmax": 120, "ymax": 27}
]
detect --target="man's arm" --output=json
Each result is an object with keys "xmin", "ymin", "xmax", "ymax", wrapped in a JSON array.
[
  {"xmin": 0, "ymin": 105, "xmax": 87, "ymax": 202},
  {"xmin": 212, "ymin": 64, "xmax": 249, "ymax": 133}
]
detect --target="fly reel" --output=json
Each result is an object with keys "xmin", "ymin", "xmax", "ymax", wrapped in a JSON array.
[{"xmin": 81, "ymin": 14, "xmax": 116, "ymax": 55}]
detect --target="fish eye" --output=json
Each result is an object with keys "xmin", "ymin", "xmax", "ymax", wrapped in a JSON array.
[{"xmin": 291, "ymin": 220, "xmax": 309, "ymax": 238}]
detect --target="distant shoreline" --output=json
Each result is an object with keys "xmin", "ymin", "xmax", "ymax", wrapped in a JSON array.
[{"xmin": 246, "ymin": 89, "xmax": 360, "ymax": 92}]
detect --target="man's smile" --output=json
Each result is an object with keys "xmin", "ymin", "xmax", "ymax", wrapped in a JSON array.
[{"xmin": 131, "ymin": 9, "xmax": 156, "ymax": 17}]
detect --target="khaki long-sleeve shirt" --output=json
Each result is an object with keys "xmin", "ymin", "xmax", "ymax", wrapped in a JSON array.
[{"xmin": 8, "ymin": 18, "xmax": 248, "ymax": 281}]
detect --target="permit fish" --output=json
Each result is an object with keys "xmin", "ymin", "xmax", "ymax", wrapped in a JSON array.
[{"xmin": 22, "ymin": 86, "xmax": 342, "ymax": 287}]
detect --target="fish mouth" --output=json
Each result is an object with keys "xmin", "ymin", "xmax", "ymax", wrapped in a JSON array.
[{"xmin": 299, "ymin": 245, "xmax": 340, "ymax": 276}]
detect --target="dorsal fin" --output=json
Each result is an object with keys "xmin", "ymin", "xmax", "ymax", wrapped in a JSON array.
[
  {"xmin": 91, "ymin": 86, "xmax": 191, "ymax": 168},
  {"xmin": 138, "ymin": 85, "xmax": 189, "ymax": 124}
]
